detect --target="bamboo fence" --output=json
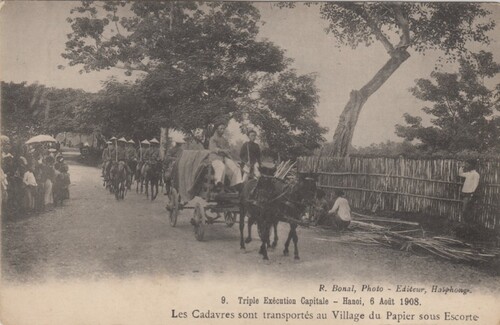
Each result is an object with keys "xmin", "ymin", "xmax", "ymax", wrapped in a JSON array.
[{"xmin": 298, "ymin": 157, "xmax": 500, "ymax": 230}]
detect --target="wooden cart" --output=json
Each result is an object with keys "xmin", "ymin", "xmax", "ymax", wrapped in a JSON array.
[{"xmin": 165, "ymin": 150, "xmax": 239, "ymax": 241}]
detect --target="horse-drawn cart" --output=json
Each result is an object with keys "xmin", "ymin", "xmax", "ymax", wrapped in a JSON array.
[{"xmin": 165, "ymin": 150, "xmax": 239, "ymax": 241}]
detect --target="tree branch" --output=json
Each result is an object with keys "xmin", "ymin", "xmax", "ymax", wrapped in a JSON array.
[
  {"xmin": 113, "ymin": 10, "xmax": 122, "ymax": 36},
  {"xmin": 341, "ymin": 3, "xmax": 395, "ymax": 55},
  {"xmin": 114, "ymin": 63, "xmax": 150, "ymax": 73},
  {"xmin": 391, "ymin": 3, "xmax": 410, "ymax": 49}
]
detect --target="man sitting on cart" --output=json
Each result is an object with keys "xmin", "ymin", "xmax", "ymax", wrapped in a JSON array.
[
  {"xmin": 209, "ymin": 121, "xmax": 243, "ymax": 192},
  {"xmin": 240, "ymin": 129, "xmax": 262, "ymax": 181}
]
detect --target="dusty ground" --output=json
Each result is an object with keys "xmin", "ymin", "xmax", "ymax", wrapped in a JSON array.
[{"xmin": 2, "ymin": 156, "xmax": 499, "ymax": 292}]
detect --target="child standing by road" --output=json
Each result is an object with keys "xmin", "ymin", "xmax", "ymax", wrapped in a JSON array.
[{"xmin": 23, "ymin": 167, "xmax": 37, "ymax": 212}]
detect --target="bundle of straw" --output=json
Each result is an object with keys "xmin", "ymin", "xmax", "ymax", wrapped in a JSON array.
[
  {"xmin": 274, "ymin": 160, "xmax": 296, "ymax": 179},
  {"xmin": 314, "ymin": 220, "xmax": 500, "ymax": 263}
]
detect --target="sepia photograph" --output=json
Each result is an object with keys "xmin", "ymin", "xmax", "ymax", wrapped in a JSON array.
[{"xmin": 1, "ymin": 1, "xmax": 499, "ymax": 324}]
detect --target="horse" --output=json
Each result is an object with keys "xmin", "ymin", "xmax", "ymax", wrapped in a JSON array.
[
  {"xmin": 110, "ymin": 161, "xmax": 128, "ymax": 200},
  {"xmin": 102, "ymin": 160, "xmax": 114, "ymax": 193},
  {"xmin": 127, "ymin": 160, "xmax": 137, "ymax": 190},
  {"xmin": 240, "ymin": 174, "xmax": 317, "ymax": 260},
  {"xmin": 142, "ymin": 161, "xmax": 161, "ymax": 200},
  {"xmin": 238, "ymin": 166, "xmax": 278, "ymax": 250},
  {"xmin": 135, "ymin": 161, "xmax": 144, "ymax": 193}
]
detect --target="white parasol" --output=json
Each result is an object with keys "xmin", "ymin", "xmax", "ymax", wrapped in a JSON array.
[{"xmin": 25, "ymin": 134, "xmax": 57, "ymax": 144}]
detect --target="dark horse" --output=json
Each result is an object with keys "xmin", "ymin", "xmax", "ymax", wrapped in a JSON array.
[
  {"xmin": 110, "ymin": 161, "xmax": 128, "ymax": 200},
  {"xmin": 239, "ymin": 179, "xmax": 279, "ymax": 250},
  {"xmin": 239, "ymin": 167, "xmax": 278, "ymax": 249},
  {"xmin": 239, "ymin": 174, "xmax": 317, "ymax": 260},
  {"xmin": 127, "ymin": 160, "xmax": 137, "ymax": 190},
  {"xmin": 142, "ymin": 161, "xmax": 161, "ymax": 200},
  {"xmin": 135, "ymin": 161, "xmax": 144, "ymax": 193}
]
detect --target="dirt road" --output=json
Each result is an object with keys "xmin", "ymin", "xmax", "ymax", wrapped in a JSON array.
[{"xmin": 2, "ymin": 159, "xmax": 499, "ymax": 291}]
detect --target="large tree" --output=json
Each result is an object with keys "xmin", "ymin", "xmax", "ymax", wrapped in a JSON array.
[
  {"xmin": 237, "ymin": 70, "xmax": 327, "ymax": 160},
  {"xmin": 62, "ymin": 1, "xmax": 288, "ymax": 152},
  {"xmin": 282, "ymin": 3, "xmax": 495, "ymax": 156},
  {"xmin": 396, "ymin": 51, "xmax": 500, "ymax": 154},
  {"xmin": 1, "ymin": 81, "xmax": 92, "ymax": 138},
  {"xmin": 1, "ymin": 81, "xmax": 44, "ymax": 138}
]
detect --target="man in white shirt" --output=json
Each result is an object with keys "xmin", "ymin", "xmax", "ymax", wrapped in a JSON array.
[
  {"xmin": 209, "ymin": 122, "xmax": 243, "ymax": 191},
  {"xmin": 458, "ymin": 160, "xmax": 480, "ymax": 222},
  {"xmin": 328, "ymin": 190, "xmax": 351, "ymax": 230}
]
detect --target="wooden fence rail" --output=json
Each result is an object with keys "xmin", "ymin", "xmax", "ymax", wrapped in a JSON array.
[{"xmin": 298, "ymin": 157, "xmax": 500, "ymax": 230}]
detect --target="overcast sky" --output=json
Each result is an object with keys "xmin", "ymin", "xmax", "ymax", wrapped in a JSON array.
[{"xmin": 1, "ymin": 2, "xmax": 499, "ymax": 146}]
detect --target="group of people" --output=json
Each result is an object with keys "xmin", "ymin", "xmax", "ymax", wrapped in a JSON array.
[
  {"xmin": 307, "ymin": 159, "xmax": 482, "ymax": 230},
  {"xmin": 209, "ymin": 122, "xmax": 262, "ymax": 192},
  {"xmin": 100, "ymin": 122, "xmax": 264, "ymax": 193},
  {"xmin": 207, "ymin": 121, "xmax": 352, "ymax": 230},
  {"xmin": 1, "ymin": 140, "xmax": 71, "ymax": 216},
  {"xmin": 101, "ymin": 137, "xmax": 161, "ymax": 185}
]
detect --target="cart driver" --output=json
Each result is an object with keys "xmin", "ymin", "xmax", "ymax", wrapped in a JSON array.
[{"xmin": 209, "ymin": 121, "xmax": 242, "ymax": 191}]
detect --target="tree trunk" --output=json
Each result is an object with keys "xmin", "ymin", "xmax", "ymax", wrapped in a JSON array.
[
  {"xmin": 329, "ymin": 48, "xmax": 411, "ymax": 157},
  {"xmin": 160, "ymin": 127, "xmax": 169, "ymax": 160}
]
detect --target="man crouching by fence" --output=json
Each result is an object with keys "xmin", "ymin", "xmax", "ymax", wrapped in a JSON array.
[{"xmin": 328, "ymin": 190, "xmax": 352, "ymax": 231}]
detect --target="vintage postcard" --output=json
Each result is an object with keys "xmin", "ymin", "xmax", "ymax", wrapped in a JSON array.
[{"xmin": 1, "ymin": 1, "xmax": 499, "ymax": 325}]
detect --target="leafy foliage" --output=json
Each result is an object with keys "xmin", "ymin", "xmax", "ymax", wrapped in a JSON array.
[
  {"xmin": 350, "ymin": 140, "xmax": 418, "ymax": 158},
  {"xmin": 237, "ymin": 70, "xmax": 327, "ymax": 160},
  {"xmin": 279, "ymin": 3, "xmax": 496, "ymax": 157},
  {"xmin": 396, "ymin": 51, "xmax": 500, "ymax": 154},
  {"xmin": 1, "ymin": 81, "xmax": 94, "ymax": 139},
  {"xmin": 318, "ymin": 3, "xmax": 494, "ymax": 57},
  {"xmin": 62, "ymin": 1, "xmax": 326, "ymax": 154},
  {"xmin": 1, "ymin": 81, "xmax": 44, "ymax": 138}
]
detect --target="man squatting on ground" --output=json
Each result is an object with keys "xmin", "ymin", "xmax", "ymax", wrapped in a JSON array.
[
  {"xmin": 328, "ymin": 189, "xmax": 352, "ymax": 230},
  {"xmin": 209, "ymin": 122, "xmax": 243, "ymax": 191}
]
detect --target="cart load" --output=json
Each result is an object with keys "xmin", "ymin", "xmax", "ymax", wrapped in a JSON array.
[{"xmin": 166, "ymin": 149, "xmax": 239, "ymax": 240}]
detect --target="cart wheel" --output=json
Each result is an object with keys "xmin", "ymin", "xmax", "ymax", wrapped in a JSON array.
[
  {"xmin": 224, "ymin": 211, "xmax": 235, "ymax": 227},
  {"xmin": 166, "ymin": 187, "xmax": 179, "ymax": 227},
  {"xmin": 193, "ymin": 202, "xmax": 205, "ymax": 241}
]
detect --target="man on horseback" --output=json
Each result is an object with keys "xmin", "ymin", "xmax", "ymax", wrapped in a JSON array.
[
  {"xmin": 209, "ymin": 121, "xmax": 243, "ymax": 192},
  {"xmin": 102, "ymin": 139, "xmax": 115, "ymax": 181},
  {"xmin": 126, "ymin": 139, "xmax": 138, "ymax": 188},
  {"xmin": 113, "ymin": 137, "xmax": 132, "ymax": 176},
  {"xmin": 137, "ymin": 139, "xmax": 150, "ymax": 181},
  {"xmin": 141, "ymin": 138, "xmax": 160, "ymax": 174},
  {"xmin": 149, "ymin": 138, "xmax": 161, "ymax": 162},
  {"xmin": 141, "ymin": 138, "xmax": 161, "ymax": 200},
  {"xmin": 240, "ymin": 129, "xmax": 262, "ymax": 181},
  {"xmin": 140, "ymin": 139, "xmax": 153, "ymax": 176},
  {"xmin": 163, "ymin": 135, "xmax": 184, "ymax": 192}
]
